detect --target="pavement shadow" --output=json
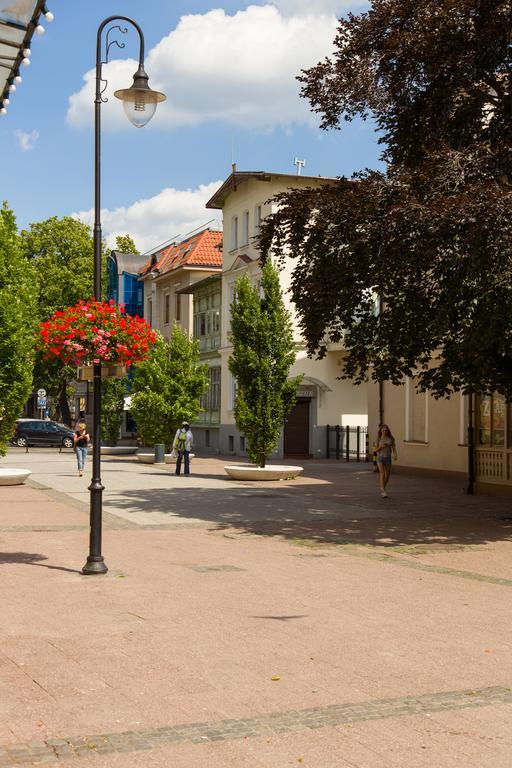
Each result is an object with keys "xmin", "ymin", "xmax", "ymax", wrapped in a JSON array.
[
  {"xmin": 0, "ymin": 551, "xmax": 81, "ymax": 573},
  {"xmin": 104, "ymin": 468, "xmax": 512, "ymax": 549}
]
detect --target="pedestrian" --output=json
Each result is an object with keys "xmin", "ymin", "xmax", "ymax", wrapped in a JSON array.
[
  {"xmin": 73, "ymin": 422, "xmax": 90, "ymax": 477},
  {"xmin": 173, "ymin": 421, "xmax": 193, "ymax": 476},
  {"xmin": 374, "ymin": 424, "xmax": 397, "ymax": 498},
  {"xmin": 74, "ymin": 410, "xmax": 86, "ymax": 430}
]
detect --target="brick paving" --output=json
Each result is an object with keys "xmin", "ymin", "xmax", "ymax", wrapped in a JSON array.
[
  {"xmin": 1, "ymin": 451, "xmax": 512, "ymax": 766},
  {"xmin": 0, "ymin": 686, "xmax": 510, "ymax": 766}
]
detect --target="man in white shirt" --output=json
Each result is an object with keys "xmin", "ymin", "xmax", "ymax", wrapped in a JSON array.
[{"xmin": 173, "ymin": 421, "xmax": 193, "ymax": 476}]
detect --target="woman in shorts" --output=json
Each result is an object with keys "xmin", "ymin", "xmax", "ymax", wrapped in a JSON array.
[{"xmin": 374, "ymin": 424, "xmax": 397, "ymax": 498}]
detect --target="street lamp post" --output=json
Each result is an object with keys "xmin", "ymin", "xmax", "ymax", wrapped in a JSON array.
[{"xmin": 82, "ymin": 17, "xmax": 165, "ymax": 575}]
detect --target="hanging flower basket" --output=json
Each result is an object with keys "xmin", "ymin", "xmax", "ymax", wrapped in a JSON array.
[{"xmin": 39, "ymin": 299, "xmax": 156, "ymax": 369}]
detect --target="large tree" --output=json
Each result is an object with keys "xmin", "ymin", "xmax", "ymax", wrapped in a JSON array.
[
  {"xmin": 20, "ymin": 216, "xmax": 102, "ymax": 423},
  {"xmin": 130, "ymin": 327, "xmax": 207, "ymax": 451},
  {"xmin": 259, "ymin": 0, "xmax": 512, "ymax": 399},
  {"xmin": 229, "ymin": 261, "xmax": 301, "ymax": 467},
  {"xmin": 0, "ymin": 204, "xmax": 38, "ymax": 455}
]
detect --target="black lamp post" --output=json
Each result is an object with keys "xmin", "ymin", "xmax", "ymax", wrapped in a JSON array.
[{"xmin": 82, "ymin": 17, "xmax": 165, "ymax": 575}]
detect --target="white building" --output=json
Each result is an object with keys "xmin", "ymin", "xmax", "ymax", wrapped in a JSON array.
[{"xmin": 206, "ymin": 169, "xmax": 368, "ymax": 459}]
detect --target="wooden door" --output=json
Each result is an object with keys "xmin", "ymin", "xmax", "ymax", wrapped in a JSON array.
[{"xmin": 284, "ymin": 399, "xmax": 310, "ymax": 457}]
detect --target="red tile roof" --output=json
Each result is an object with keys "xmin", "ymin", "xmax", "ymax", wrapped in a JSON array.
[{"xmin": 139, "ymin": 229, "xmax": 223, "ymax": 277}]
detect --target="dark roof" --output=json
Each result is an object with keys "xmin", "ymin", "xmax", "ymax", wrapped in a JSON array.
[
  {"xmin": 109, "ymin": 250, "xmax": 147, "ymax": 276},
  {"xmin": 205, "ymin": 170, "xmax": 337, "ymax": 210},
  {"xmin": 175, "ymin": 275, "xmax": 222, "ymax": 295}
]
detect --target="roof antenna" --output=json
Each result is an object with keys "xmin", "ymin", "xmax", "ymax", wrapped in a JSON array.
[{"xmin": 294, "ymin": 157, "xmax": 306, "ymax": 176}]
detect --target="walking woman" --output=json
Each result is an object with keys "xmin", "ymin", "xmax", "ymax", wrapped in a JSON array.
[
  {"xmin": 374, "ymin": 424, "xmax": 397, "ymax": 498},
  {"xmin": 73, "ymin": 423, "xmax": 90, "ymax": 477}
]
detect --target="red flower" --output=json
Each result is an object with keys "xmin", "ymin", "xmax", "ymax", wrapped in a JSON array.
[{"xmin": 39, "ymin": 299, "xmax": 155, "ymax": 368}]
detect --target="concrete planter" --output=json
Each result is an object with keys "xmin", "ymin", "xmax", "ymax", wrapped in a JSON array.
[
  {"xmin": 0, "ymin": 468, "xmax": 31, "ymax": 485},
  {"xmin": 136, "ymin": 451, "xmax": 195, "ymax": 465},
  {"xmin": 224, "ymin": 465, "xmax": 304, "ymax": 481},
  {"xmin": 100, "ymin": 446, "xmax": 137, "ymax": 455}
]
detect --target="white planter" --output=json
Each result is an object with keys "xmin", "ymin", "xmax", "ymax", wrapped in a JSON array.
[
  {"xmin": 0, "ymin": 468, "xmax": 31, "ymax": 486},
  {"xmin": 224, "ymin": 465, "xmax": 303, "ymax": 481},
  {"xmin": 100, "ymin": 446, "xmax": 137, "ymax": 455},
  {"xmin": 136, "ymin": 452, "xmax": 195, "ymax": 464}
]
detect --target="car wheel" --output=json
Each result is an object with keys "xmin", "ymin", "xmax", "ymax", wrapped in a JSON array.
[
  {"xmin": 62, "ymin": 437, "xmax": 74, "ymax": 449},
  {"xmin": 15, "ymin": 436, "xmax": 28, "ymax": 447}
]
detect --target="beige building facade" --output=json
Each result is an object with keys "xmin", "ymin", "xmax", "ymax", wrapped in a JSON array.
[
  {"xmin": 368, "ymin": 381, "xmax": 512, "ymax": 489},
  {"xmin": 206, "ymin": 170, "xmax": 368, "ymax": 459}
]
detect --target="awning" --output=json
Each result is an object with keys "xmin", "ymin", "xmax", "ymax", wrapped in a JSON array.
[{"xmin": 0, "ymin": 1, "xmax": 54, "ymax": 115}]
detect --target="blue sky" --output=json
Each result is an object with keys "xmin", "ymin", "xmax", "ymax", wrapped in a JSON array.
[{"xmin": 1, "ymin": 0, "xmax": 380, "ymax": 252}]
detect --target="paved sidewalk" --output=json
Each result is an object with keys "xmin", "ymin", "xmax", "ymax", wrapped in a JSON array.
[{"xmin": 1, "ymin": 450, "xmax": 512, "ymax": 766}]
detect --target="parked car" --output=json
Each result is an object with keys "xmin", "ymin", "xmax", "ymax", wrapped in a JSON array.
[{"xmin": 11, "ymin": 419, "xmax": 75, "ymax": 448}]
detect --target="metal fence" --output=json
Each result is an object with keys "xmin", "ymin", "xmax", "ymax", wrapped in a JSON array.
[{"xmin": 326, "ymin": 425, "xmax": 370, "ymax": 461}]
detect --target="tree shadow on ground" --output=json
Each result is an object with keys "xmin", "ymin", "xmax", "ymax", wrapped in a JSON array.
[
  {"xmin": 104, "ymin": 467, "xmax": 512, "ymax": 549},
  {"xmin": 0, "ymin": 551, "xmax": 81, "ymax": 573}
]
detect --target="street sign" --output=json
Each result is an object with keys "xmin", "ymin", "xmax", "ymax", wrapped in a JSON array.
[
  {"xmin": 37, "ymin": 397, "xmax": 47, "ymax": 408},
  {"xmin": 37, "ymin": 388, "xmax": 46, "ymax": 398}
]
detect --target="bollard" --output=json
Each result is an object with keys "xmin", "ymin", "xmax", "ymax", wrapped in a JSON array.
[{"xmin": 154, "ymin": 443, "xmax": 165, "ymax": 463}]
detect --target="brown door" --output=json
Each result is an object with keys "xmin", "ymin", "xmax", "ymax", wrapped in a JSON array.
[{"xmin": 284, "ymin": 398, "xmax": 310, "ymax": 457}]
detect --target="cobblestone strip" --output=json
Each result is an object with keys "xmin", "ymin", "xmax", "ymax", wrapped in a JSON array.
[
  {"xmin": 0, "ymin": 685, "xmax": 510, "ymax": 765},
  {"xmin": 342, "ymin": 547, "xmax": 512, "ymax": 586}
]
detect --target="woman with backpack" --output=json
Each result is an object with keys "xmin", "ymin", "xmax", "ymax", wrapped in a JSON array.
[{"xmin": 173, "ymin": 421, "xmax": 193, "ymax": 476}]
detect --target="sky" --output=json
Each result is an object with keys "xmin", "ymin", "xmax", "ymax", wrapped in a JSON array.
[{"xmin": 1, "ymin": 0, "xmax": 380, "ymax": 253}]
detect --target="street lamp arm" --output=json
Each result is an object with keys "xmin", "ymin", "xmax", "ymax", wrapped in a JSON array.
[{"xmin": 96, "ymin": 16, "xmax": 145, "ymax": 73}]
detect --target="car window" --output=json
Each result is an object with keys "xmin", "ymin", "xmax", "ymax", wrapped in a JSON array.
[
  {"xmin": 28, "ymin": 422, "xmax": 43, "ymax": 431},
  {"xmin": 44, "ymin": 423, "xmax": 60, "ymax": 432}
]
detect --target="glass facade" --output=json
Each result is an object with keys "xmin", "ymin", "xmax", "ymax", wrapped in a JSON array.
[
  {"xmin": 123, "ymin": 273, "xmax": 144, "ymax": 317},
  {"xmin": 106, "ymin": 257, "xmax": 119, "ymax": 304},
  {"xmin": 193, "ymin": 290, "xmax": 221, "ymax": 352},
  {"xmin": 478, "ymin": 393, "xmax": 508, "ymax": 447},
  {"xmin": 106, "ymin": 256, "xmax": 144, "ymax": 318}
]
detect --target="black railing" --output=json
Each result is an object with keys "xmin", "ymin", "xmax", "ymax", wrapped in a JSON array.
[{"xmin": 326, "ymin": 425, "xmax": 370, "ymax": 462}]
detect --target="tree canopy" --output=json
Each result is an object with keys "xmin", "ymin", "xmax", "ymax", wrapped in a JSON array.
[
  {"xmin": 130, "ymin": 326, "xmax": 207, "ymax": 451},
  {"xmin": 229, "ymin": 261, "xmax": 301, "ymax": 467},
  {"xmin": 259, "ymin": 0, "xmax": 512, "ymax": 399},
  {"xmin": 20, "ymin": 215, "xmax": 103, "ymax": 424},
  {"xmin": 0, "ymin": 204, "xmax": 37, "ymax": 454},
  {"xmin": 115, "ymin": 234, "xmax": 140, "ymax": 255}
]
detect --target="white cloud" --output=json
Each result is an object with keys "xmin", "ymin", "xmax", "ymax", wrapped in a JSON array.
[
  {"xmin": 73, "ymin": 181, "xmax": 223, "ymax": 254},
  {"xmin": 67, "ymin": 5, "xmax": 338, "ymax": 131},
  {"xmin": 271, "ymin": 0, "xmax": 355, "ymax": 16},
  {"xmin": 15, "ymin": 128, "xmax": 39, "ymax": 151}
]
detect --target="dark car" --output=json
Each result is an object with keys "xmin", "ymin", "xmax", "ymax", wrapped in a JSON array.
[{"xmin": 11, "ymin": 419, "xmax": 75, "ymax": 448}]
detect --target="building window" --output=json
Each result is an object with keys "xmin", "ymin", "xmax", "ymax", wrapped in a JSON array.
[
  {"xmin": 228, "ymin": 435, "xmax": 235, "ymax": 452},
  {"xmin": 229, "ymin": 374, "xmax": 238, "ymax": 411},
  {"xmin": 205, "ymin": 429, "xmax": 210, "ymax": 448},
  {"xmin": 240, "ymin": 436, "xmax": 245, "ymax": 452},
  {"xmin": 231, "ymin": 216, "xmax": 238, "ymax": 251},
  {"xmin": 254, "ymin": 204, "xmax": 262, "ymax": 235},
  {"xmin": 478, "ymin": 393, "xmax": 506, "ymax": 447},
  {"xmin": 175, "ymin": 292, "xmax": 181, "ymax": 321},
  {"xmin": 193, "ymin": 290, "xmax": 221, "ymax": 352},
  {"xmin": 405, "ymin": 376, "xmax": 428, "ymax": 442},
  {"xmin": 164, "ymin": 293, "xmax": 170, "ymax": 325},
  {"xmin": 241, "ymin": 211, "xmax": 249, "ymax": 246},
  {"xmin": 198, "ymin": 367, "xmax": 221, "ymax": 425}
]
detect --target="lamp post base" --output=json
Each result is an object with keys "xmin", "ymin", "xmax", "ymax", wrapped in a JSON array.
[{"xmin": 82, "ymin": 556, "xmax": 108, "ymax": 575}]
